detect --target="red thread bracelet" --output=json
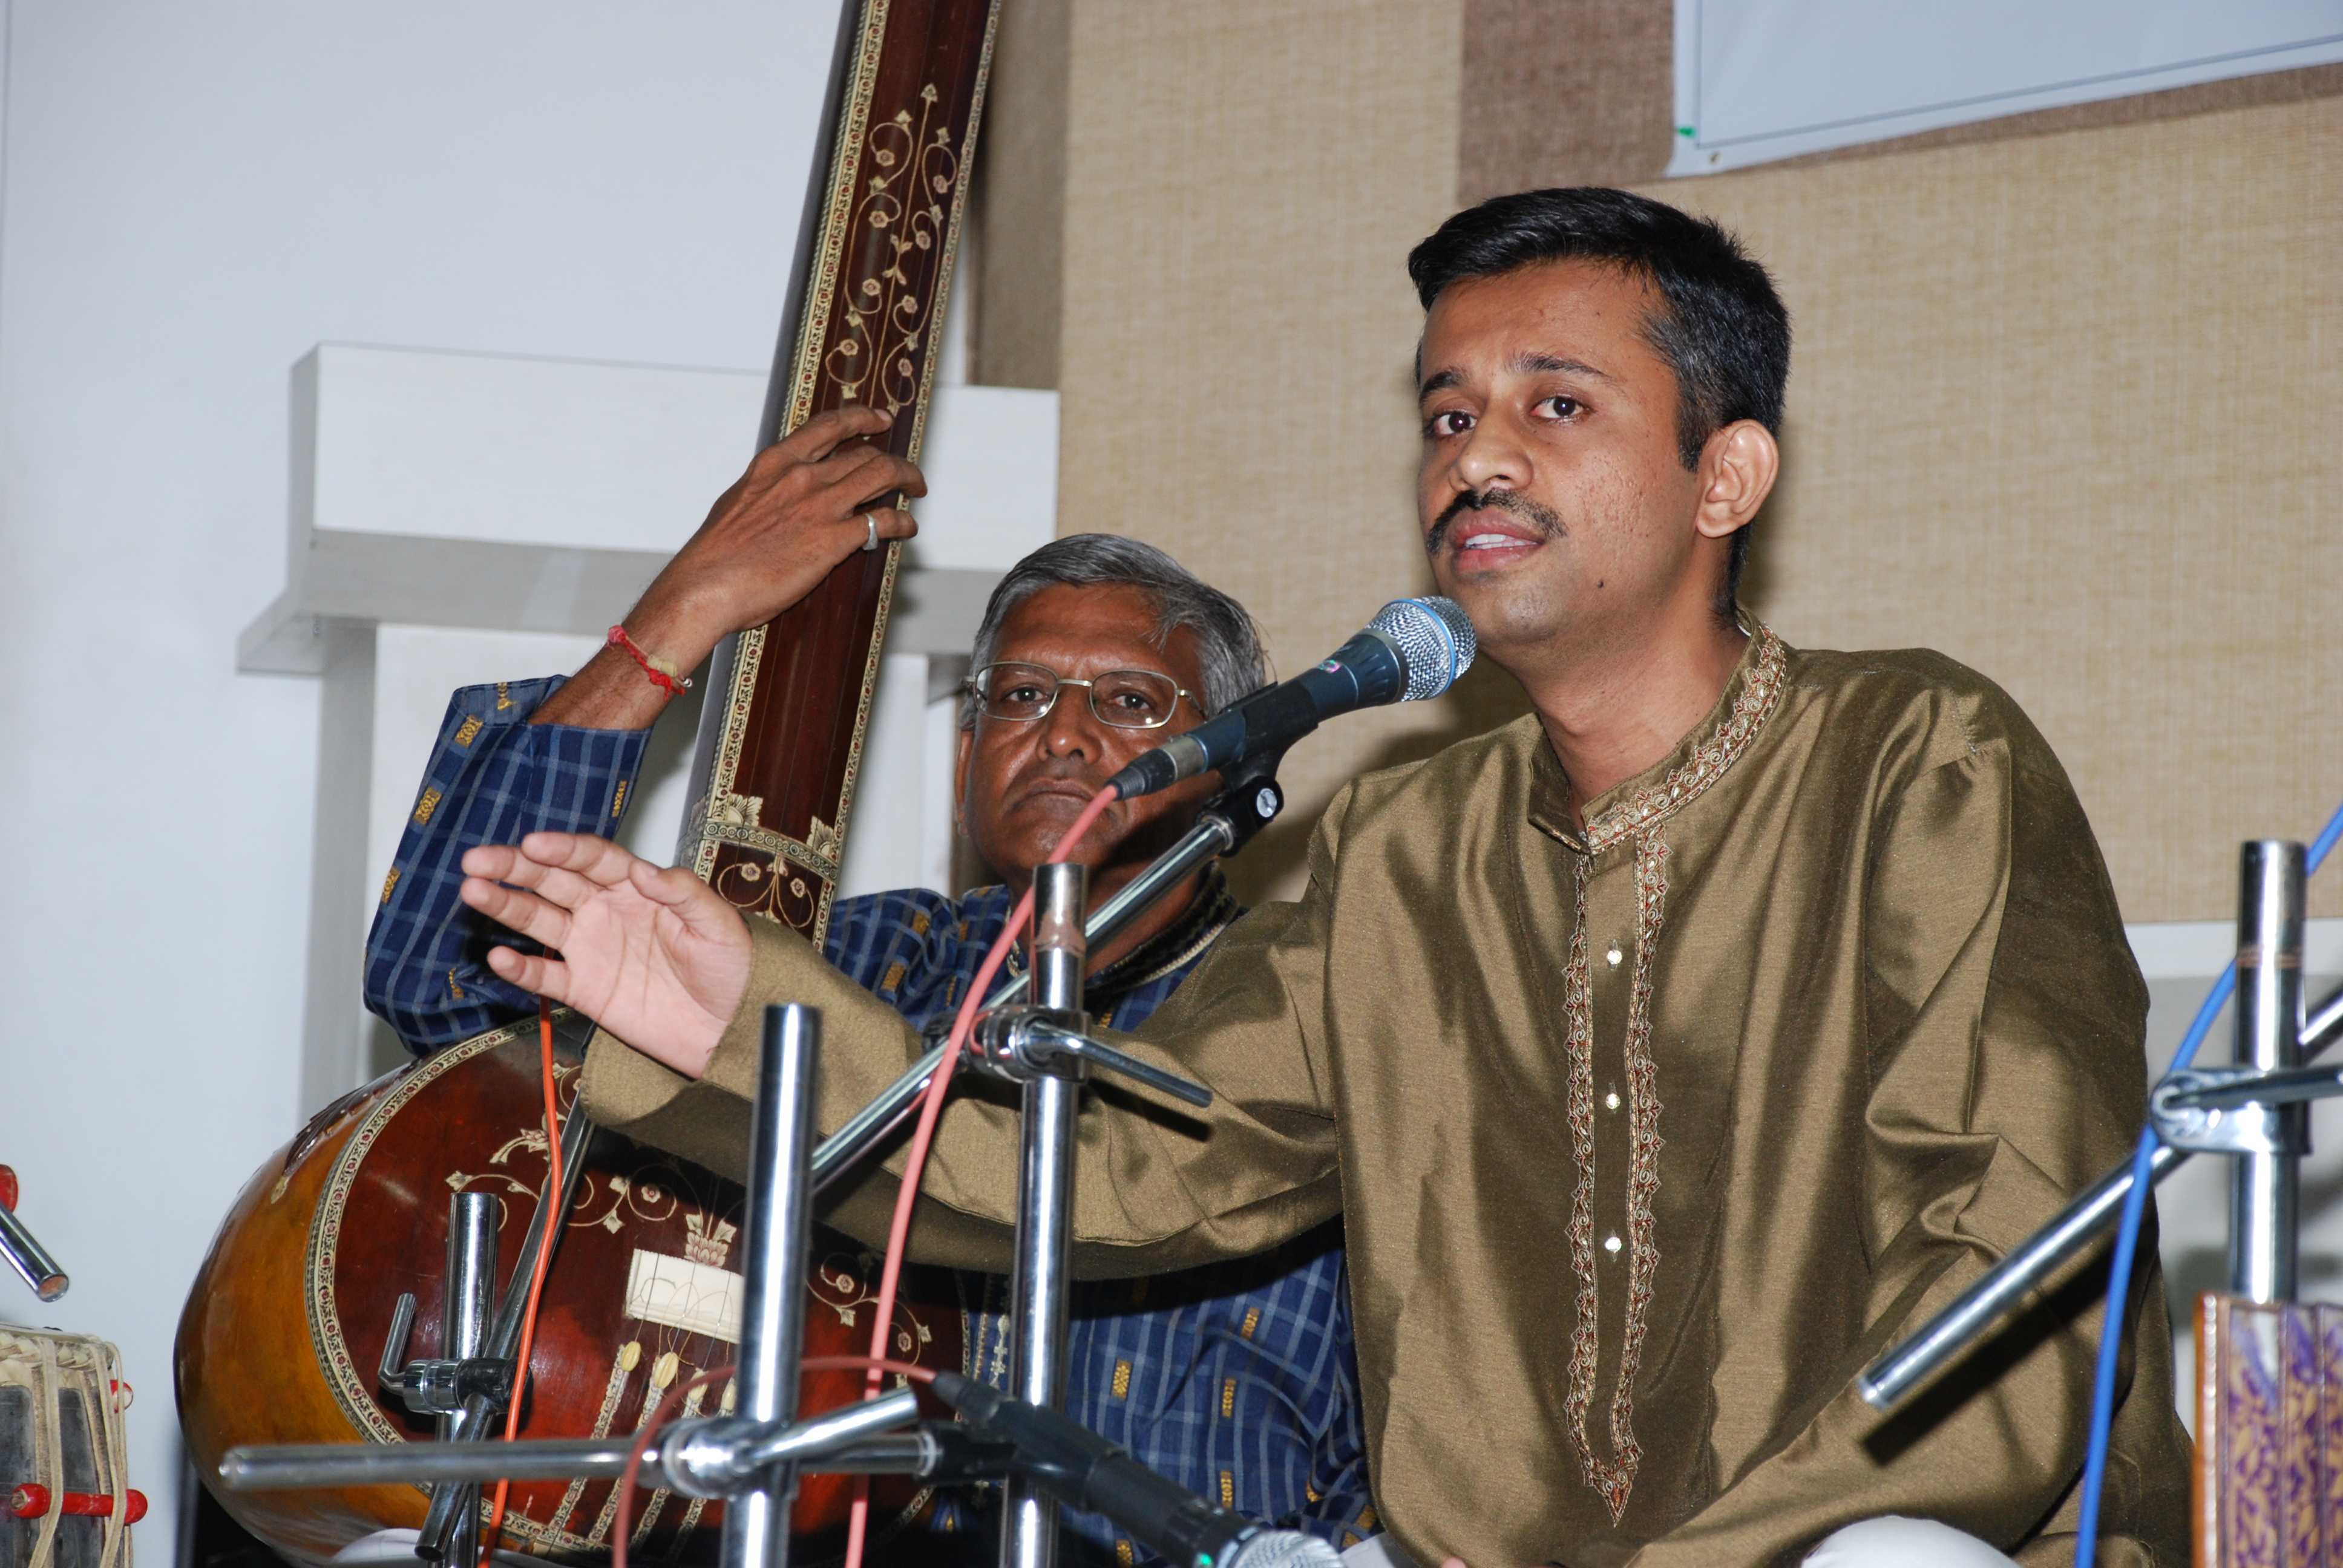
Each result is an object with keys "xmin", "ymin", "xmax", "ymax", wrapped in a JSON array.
[{"xmin": 607, "ymin": 624, "xmax": 693, "ymax": 697}]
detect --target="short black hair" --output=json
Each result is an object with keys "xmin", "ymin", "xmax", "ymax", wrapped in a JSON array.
[{"xmin": 1407, "ymin": 187, "xmax": 1790, "ymax": 615}]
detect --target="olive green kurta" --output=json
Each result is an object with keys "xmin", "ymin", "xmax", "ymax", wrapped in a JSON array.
[{"xmin": 584, "ymin": 627, "xmax": 2191, "ymax": 1567}]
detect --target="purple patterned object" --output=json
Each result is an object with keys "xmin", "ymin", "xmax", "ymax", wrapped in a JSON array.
[
  {"xmin": 2320, "ymin": 1306, "xmax": 2343, "ymax": 1567},
  {"xmin": 2282, "ymin": 1306, "xmax": 2323, "ymax": 1562},
  {"xmin": 2226, "ymin": 1302, "xmax": 2283, "ymax": 1568}
]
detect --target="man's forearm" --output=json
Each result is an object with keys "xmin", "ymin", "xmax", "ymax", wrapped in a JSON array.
[
  {"xmin": 529, "ymin": 644, "xmax": 682, "ymax": 730},
  {"xmin": 530, "ymin": 588, "xmax": 726, "ymax": 730}
]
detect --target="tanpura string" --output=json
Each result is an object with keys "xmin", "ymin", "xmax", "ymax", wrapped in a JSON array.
[
  {"xmin": 476, "ymin": 1000, "xmax": 566, "ymax": 1568},
  {"xmin": 611, "ymin": 1364, "xmax": 732, "ymax": 1568},
  {"xmin": 843, "ymin": 783, "xmax": 1121, "ymax": 1568}
]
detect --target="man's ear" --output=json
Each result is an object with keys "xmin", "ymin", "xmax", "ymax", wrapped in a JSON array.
[
  {"xmin": 952, "ymin": 725, "xmax": 974, "ymax": 838},
  {"xmin": 1693, "ymin": 420, "xmax": 1779, "ymax": 543}
]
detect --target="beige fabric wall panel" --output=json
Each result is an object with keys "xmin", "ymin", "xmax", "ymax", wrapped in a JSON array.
[
  {"xmin": 973, "ymin": 0, "xmax": 1070, "ymax": 389},
  {"xmin": 1058, "ymin": 0, "xmax": 1479, "ymax": 901},
  {"xmin": 1646, "ymin": 94, "xmax": 2343, "ymax": 921}
]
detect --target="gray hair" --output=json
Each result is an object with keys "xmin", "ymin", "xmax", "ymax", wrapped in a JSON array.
[{"xmin": 962, "ymin": 534, "xmax": 1269, "ymax": 729}]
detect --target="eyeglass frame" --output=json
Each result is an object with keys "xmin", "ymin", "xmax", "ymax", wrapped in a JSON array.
[{"xmin": 963, "ymin": 660, "xmax": 1205, "ymax": 730}]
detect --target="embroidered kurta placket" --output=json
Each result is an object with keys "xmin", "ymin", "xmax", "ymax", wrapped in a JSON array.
[{"xmin": 1540, "ymin": 632, "xmax": 1785, "ymax": 1520}]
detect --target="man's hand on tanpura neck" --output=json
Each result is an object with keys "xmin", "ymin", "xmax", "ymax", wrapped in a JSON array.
[
  {"xmin": 533, "ymin": 403, "xmax": 927, "ymax": 731},
  {"xmin": 457, "ymin": 832, "xmax": 748, "ymax": 1078}
]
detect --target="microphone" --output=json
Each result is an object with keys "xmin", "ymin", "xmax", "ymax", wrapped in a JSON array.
[
  {"xmin": 928, "ymin": 1371, "xmax": 1340, "ymax": 1568},
  {"xmin": 1107, "ymin": 595, "xmax": 1477, "ymax": 800}
]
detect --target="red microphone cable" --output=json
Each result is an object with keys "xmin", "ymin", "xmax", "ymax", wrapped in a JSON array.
[
  {"xmin": 841, "ymin": 782, "xmax": 1120, "ymax": 1568},
  {"xmin": 544, "ymin": 785, "xmax": 1121, "ymax": 1568}
]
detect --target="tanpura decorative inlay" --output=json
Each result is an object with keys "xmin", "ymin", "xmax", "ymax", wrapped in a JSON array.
[
  {"xmin": 825, "ymin": 85, "xmax": 959, "ymax": 415},
  {"xmin": 680, "ymin": 0, "xmax": 998, "ymax": 950}
]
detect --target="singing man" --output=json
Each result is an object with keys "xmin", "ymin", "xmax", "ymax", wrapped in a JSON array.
[
  {"xmin": 457, "ymin": 188, "xmax": 2191, "ymax": 1566},
  {"xmin": 363, "ymin": 448, "xmax": 1377, "ymax": 1564}
]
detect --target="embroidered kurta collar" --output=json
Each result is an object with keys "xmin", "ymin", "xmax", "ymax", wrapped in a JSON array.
[{"xmin": 1529, "ymin": 622, "xmax": 1789, "ymax": 854}]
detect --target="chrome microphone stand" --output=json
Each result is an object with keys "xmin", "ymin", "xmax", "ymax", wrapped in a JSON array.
[
  {"xmin": 1863, "ymin": 837, "xmax": 2343, "ymax": 1411},
  {"xmin": 377, "ymin": 1194, "xmax": 506, "ymax": 1564},
  {"xmin": 965, "ymin": 866, "xmax": 1217, "ymax": 1568},
  {"xmin": 222, "ymin": 991, "xmax": 1214, "ymax": 1568},
  {"xmin": 1001, "ymin": 863, "xmax": 1087, "ymax": 1568},
  {"xmin": 410, "ymin": 1103, "xmax": 594, "ymax": 1561},
  {"xmin": 808, "ymin": 765, "xmax": 1281, "ymax": 1194},
  {"xmin": 2223, "ymin": 840, "xmax": 2308, "ymax": 1301},
  {"xmin": 723, "ymin": 1002, "xmax": 822, "ymax": 1568}
]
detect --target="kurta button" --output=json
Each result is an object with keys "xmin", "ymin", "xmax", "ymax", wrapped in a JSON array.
[
  {"xmin": 1605, "ymin": 946, "xmax": 1624, "ymax": 967},
  {"xmin": 1604, "ymin": 1090, "xmax": 1621, "ymax": 1111},
  {"xmin": 1602, "ymin": 1234, "xmax": 1622, "ymax": 1256}
]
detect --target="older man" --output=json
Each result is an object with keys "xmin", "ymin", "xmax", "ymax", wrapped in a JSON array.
[
  {"xmin": 460, "ymin": 190, "xmax": 2191, "ymax": 1567},
  {"xmin": 362, "ymin": 411, "xmax": 1375, "ymax": 1564}
]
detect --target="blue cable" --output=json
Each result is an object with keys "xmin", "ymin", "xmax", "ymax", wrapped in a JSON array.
[{"xmin": 2074, "ymin": 800, "xmax": 2343, "ymax": 1566}]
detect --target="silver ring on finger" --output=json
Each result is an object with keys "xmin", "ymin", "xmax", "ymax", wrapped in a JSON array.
[{"xmin": 862, "ymin": 511, "xmax": 879, "ymax": 552}]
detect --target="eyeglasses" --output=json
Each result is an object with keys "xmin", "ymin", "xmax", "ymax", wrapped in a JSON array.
[{"xmin": 966, "ymin": 661, "xmax": 1200, "ymax": 730}]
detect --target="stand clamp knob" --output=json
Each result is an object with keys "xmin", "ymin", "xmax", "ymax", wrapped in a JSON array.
[
  {"xmin": 965, "ymin": 1008, "xmax": 1211, "ymax": 1106},
  {"xmin": 376, "ymin": 1293, "xmax": 517, "ymax": 1418},
  {"xmin": 2150, "ymin": 1065, "xmax": 2334, "ymax": 1156}
]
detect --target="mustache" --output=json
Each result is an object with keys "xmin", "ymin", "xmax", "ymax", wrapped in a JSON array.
[{"xmin": 1424, "ymin": 489, "xmax": 1564, "ymax": 557}]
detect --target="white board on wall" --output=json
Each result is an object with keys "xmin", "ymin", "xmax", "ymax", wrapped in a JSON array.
[{"xmin": 1668, "ymin": 0, "xmax": 2343, "ymax": 174}]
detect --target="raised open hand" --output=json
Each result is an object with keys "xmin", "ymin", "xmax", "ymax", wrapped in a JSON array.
[{"xmin": 457, "ymin": 832, "xmax": 750, "ymax": 1079}]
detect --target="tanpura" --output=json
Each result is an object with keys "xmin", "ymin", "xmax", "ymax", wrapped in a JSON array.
[{"xmin": 175, "ymin": 1, "xmax": 1003, "ymax": 1559}]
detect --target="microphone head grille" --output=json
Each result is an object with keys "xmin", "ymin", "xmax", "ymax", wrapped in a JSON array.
[
  {"xmin": 1369, "ymin": 595, "xmax": 1477, "ymax": 701},
  {"xmin": 1225, "ymin": 1530, "xmax": 1345, "ymax": 1568}
]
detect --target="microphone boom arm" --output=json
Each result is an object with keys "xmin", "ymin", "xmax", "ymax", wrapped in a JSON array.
[{"xmin": 808, "ymin": 748, "xmax": 1286, "ymax": 1194}]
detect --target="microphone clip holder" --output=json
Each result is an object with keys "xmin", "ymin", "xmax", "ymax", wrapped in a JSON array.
[
  {"xmin": 1197, "ymin": 690, "xmax": 1292, "ymax": 857},
  {"xmin": 813, "ymin": 741, "xmax": 1282, "ymax": 1196}
]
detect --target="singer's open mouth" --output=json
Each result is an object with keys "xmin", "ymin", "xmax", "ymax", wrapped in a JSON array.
[{"xmin": 1448, "ymin": 513, "xmax": 1545, "ymax": 566}]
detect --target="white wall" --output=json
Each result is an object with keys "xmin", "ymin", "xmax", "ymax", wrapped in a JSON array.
[
  {"xmin": 0, "ymin": 1, "xmax": 848, "ymax": 1550},
  {"xmin": 2, "ymin": 1, "xmax": 2336, "ymax": 1553}
]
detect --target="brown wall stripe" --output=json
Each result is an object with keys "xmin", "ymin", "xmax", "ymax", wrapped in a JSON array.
[{"xmin": 1459, "ymin": 0, "xmax": 2343, "ymax": 198}]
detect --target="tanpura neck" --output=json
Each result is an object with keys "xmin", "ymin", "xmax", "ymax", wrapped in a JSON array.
[{"xmin": 1529, "ymin": 621, "xmax": 1748, "ymax": 825}]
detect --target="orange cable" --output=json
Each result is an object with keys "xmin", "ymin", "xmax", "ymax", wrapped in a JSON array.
[{"xmin": 474, "ymin": 1001, "xmax": 565, "ymax": 1568}]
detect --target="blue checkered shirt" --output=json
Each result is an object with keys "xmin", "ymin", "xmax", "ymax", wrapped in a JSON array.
[{"xmin": 363, "ymin": 678, "xmax": 1378, "ymax": 1564}]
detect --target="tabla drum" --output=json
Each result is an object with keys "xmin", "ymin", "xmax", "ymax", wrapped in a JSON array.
[{"xmin": 0, "ymin": 1327, "xmax": 140, "ymax": 1568}]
